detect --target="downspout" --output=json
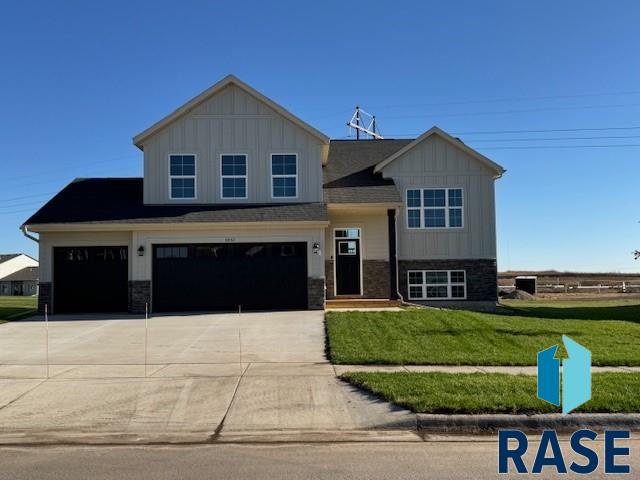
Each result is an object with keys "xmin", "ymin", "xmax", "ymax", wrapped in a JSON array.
[
  {"xmin": 21, "ymin": 225, "xmax": 39, "ymax": 243},
  {"xmin": 387, "ymin": 208, "xmax": 403, "ymax": 301}
]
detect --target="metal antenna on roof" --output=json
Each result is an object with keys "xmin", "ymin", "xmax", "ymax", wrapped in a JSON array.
[{"xmin": 347, "ymin": 106, "xmax": 384, "ymax": 140}]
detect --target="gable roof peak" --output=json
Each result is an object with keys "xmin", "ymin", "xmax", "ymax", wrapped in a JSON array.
[
  {"xmin": 373, "ymin": 125, "xmax": 505, "ymax": 177},
  {"xmin": 132, "ymin": 74, "xmax": 329, "ymax": 149}
]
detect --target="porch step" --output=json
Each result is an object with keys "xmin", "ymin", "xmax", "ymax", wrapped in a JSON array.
[{"xmin": 325, "ymin": 299, "xmax": 402, "ymax": 309}]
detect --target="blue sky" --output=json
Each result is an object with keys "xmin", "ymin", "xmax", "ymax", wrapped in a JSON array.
[{"xmin": 1, "ymin": 0, "xmax": 639, "ymax": 272}]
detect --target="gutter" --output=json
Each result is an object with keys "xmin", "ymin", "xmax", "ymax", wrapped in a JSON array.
[{"xmin": 20, "ymin": 225, "xmax": 39, "ymax": 243}]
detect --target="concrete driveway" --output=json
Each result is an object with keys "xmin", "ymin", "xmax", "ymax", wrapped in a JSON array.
[{"xmin": 0, "ymin": 311, "xmax": 414, "ymax": 443}]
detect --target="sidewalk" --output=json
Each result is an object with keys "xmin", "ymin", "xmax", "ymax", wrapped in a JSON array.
[{"xmin": 332, "ymin": 365, "xmax": 640, "ymax": 375}]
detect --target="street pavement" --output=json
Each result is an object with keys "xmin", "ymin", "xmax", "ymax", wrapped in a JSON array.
[{"xmin": 1, "ymin": 438, "xmax": 638, "ymax": 479}]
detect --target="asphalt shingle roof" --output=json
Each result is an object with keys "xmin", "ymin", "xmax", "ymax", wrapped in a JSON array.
[
  {"xmin": 0, "ymin": 254, "xmax": 20, "ymax": 265},
  {"xmin": 323, "ymin": 139, "xmax": 412, "ymax": 203},
  {"xmin": 23, "ymin": 179, "xmax": 328, "ymax": 226}
]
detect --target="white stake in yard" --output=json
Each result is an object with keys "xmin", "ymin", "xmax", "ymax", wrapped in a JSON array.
[
  {"xmin": 144, "ymin": 302, "xmax": 149, "ymax": 377},
  {"xmin": 44, "ymin": 303, "xmax": 50, "ymax": 379}
]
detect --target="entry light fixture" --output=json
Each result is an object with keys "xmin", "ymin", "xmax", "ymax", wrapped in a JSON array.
[
  {"xmin": 312, "ymin": 242, "xmax": 321, "ymax": 255},
  {"xmin": 137, "ymin": 245, "xmax": 145, "ymax": 257}
]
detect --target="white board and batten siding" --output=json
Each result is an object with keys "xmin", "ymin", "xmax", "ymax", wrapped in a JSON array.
[
  {"xmin": 141, "ymin": 84, "xmax": 325, "ymax": 204},
  {"xmin": 381, "ymin": 135, "xmax": 497, "ymax": 260}
]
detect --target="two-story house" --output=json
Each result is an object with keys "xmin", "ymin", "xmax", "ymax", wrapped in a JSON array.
[{"xmin": 22, "ymin": 75, "xmax": 505, "ymax": 314}]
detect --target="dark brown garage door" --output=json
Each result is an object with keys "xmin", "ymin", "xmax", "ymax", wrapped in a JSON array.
[
  {"xmin": 53, "ymin": 246, "xmax": 128, "ymax": 313},
  {"xmin": 152, "ymin": 242, "xmax": 307, "ymax": 312}
]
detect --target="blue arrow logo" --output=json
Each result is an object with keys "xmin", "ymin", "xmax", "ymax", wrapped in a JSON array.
[{"xmin": 537, "ymin": 336, "xmax": 591, "ymax": 414}]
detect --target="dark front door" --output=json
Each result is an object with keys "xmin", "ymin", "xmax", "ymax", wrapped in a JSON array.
[
  {"xmin": 335, "ymin": 238, "xmax": 361, "ymax": 295},
  {"xmin": 53, "ymin": 246, "xmax": 128, "ymax": 313},
  {"xmin": 152, "ymin": 242, "xmax": 308, "ymax": 313}
]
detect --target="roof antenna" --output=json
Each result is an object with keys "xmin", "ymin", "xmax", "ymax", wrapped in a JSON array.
[{"xmin": 347, "ymin": 106, "xmax": 384, "ymax": 140}]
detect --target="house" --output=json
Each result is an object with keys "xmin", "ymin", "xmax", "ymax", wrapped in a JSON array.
[
  {"xmin": 22, "ymin": 75, "xmax": 504, "ymax": 314},
  {"xmin": 0, "ymin": 254, "xmax": 39, "ymax": 296}
]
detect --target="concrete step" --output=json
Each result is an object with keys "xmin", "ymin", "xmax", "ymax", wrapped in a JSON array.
[{"xmin": 326, "ymin": 299, "xmax": 402, "ymax": 309}]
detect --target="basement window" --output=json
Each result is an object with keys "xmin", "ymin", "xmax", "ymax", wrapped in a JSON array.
[
  {"xmin": 406, "ymin": 188, "xmax": 463, "ymax": 229},
  {"xmin": 169, "ymin": 155, "xmax": 196, "ymax": 199},
  {"xmin": 407, "ymin": 270, "xmax": 466, "ymax": 300}
]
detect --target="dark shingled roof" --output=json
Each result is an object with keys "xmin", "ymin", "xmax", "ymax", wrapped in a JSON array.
[
  {"xmin": 23, "ymin": 178, "xmax": 328, "ymax": 226},
  {"xmin": 323, "ymin": 139, "xmax": 412, "ymax": 203},
  {"xmin": 1, "ymin": 266, "xmax": 38, "ymax": 282},
  {"xmin": 0, "ymin": 254, "xmax": 20, "ymax": 265}
]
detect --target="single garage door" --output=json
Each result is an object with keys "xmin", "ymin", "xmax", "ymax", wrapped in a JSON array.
[
  {"xmin": 53, "ymin": 246, "xmax": 128, "ymax": 313},
  {"xmin": 152, "ymin": 242, "xmax": 308, "ymax": 312}
]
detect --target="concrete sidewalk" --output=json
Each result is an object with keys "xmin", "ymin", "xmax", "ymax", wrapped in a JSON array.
[
  {"xmin": 333, "ymin": 365, "xmax": 640, "ymax": 375},
  {"xmin": 0, "ymin": 362, "xmax": 415, "ymax": 444}
]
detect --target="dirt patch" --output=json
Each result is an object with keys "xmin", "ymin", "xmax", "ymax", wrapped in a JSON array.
[{"xmin": 503, "ymin": 289, "xmax": 536, "ymax": 300}]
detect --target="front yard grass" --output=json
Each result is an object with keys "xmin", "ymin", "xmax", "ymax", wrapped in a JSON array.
[
  {"xmin": 0, "ymin": 296, "xmax": 37, "ymax": 324},
  {"xmin": 341, "ymin": 372, "xmax": 640, "ymax": 414},
  {"xmin": 325, "ymin": 299, "xmax": 640, "ymax": 366}
]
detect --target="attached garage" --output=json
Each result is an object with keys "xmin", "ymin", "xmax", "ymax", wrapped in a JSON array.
[
  {"xmin": 152, "ymin": 242, "xmax": 308, "ymax": 312},
  {"xmin": 53, "ymin": 246, "xmax": 128, "ymax": 313}
]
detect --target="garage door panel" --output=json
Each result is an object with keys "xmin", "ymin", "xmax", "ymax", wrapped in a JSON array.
[
  {"xmin": 53, "ymin": 246, "xmax": 128, "ymax": 313},
  {"xmin": 152, "ymin": 243, "xmax": 307, "ymax": 313}
]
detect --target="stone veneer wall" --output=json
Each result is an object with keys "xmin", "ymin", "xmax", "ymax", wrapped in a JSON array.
[
  {"xmin": 128, "ymin": 280, "xmax": 151, "ymax": 314},
  {"xmin": 362, "ymin": 260, "xmax": 390, "ymax": 298},
  {"xmin": 398, "ymin": 259, "xmax": 498, "ymax": 302},
  {"xmin": 38, "ymin": 282, "xmax": 52, "ymax": 314},
  {"xmin": 307, "ymin": 277, "xmax": 325, "ymax": 310},
  {"xmin": 325, "ymin": 259, "xmax": 391, "ymax": 299}
]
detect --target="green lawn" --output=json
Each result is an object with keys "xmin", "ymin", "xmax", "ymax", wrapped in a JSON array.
[
  {"xmin": 341, "ymin": 372, "xmax": 640, "ymax": 414},
  {"xmin": 325, "ymin": 299, "xmax": 640, "ymax": 366},
  {"xmin": 0, "ymin": 296, "xmax": 37, "ymax": 323}
]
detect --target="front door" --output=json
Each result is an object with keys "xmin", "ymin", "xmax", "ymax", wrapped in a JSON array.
[{"xmin": 335, "ymin": 228, "xmax": 361, "ymax": 295}]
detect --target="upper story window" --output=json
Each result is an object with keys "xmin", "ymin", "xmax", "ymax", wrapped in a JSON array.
[
  {"xmin": 407, "ymin": 188, "xmax": 463, "ymax": 229},
  {"xmin": 271, "ymin": 154, "xmax": 297, "ymax": 198},
  {"xmin": 221, "ymin": 154, "xmax": 247, "ymax": 199},
  {"xmin": 169, "ymin": 154, "xmax": 196, "ymax": 199}
]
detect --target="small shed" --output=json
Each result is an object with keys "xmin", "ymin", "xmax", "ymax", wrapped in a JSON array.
[{"xmin": 515, "ymin": 276, "xmax": 537, "ymax": 295}]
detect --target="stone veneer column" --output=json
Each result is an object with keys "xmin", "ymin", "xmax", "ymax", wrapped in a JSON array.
[
  {"xmin": 307, "ymin": 277, "xmax": 325, "ymax": 310},
  {"xmin": 128, "ymin": 280, "xmax": 151, "ymax": 314}
]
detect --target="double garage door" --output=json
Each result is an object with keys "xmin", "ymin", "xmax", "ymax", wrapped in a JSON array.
[
  {"xmin": 52, "ymin": 243, "xmax": 308, "ymax": 313},
  {"xmin": 152, "ymin": 242, "xmax": 308, "ymax": 312}
]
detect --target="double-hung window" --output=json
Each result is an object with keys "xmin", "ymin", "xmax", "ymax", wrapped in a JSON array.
[
  {"xmin": 407, "ymin": 270, "xmax": 466, "ymax": 300},
  {"xmin": 221, "ymin": 154, "xmax": 247, "ymax": 199},
  {"xmin": 169, "ymin": 154, "xmax": 196, "ymax": 199},
  {"xmin": 271, "ymin": 154, "xmax": 297, "ymax": 198},
  {"xmin": 406, "ymin": 188, "xmax": 463, "ymax": 229}
]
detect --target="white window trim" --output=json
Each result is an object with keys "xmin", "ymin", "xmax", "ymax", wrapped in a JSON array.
[
  {"xmin": 407, "ymin": 270, "xmax": 467, "ymax": 300},
  {"xmin": 168, "ymin": 154, "xmax": 197, "ymax": 200},
  {"xmin": 220, "ymin": 153, "xmax": 248, "ymax": 200},
  {"xmin": 406, "ymin": 188, "xmax": 464, "ymax": 229},
  {"xmin": 270, "ymin": 153, "xmax": 299, "ymax": 199}
]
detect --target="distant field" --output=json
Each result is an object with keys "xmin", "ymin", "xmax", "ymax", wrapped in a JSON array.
[{"xmin": 0, "ymin": 297, "xmax": 37, "ymax": 323}]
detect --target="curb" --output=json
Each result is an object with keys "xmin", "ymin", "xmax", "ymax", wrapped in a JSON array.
[{"xmin": 417, "ymin": 413, "xmax": 640, "ymax": 434}]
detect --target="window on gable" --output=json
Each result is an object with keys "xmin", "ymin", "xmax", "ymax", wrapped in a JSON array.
[
  {"xmin": 407, "ymin": 270, "xmax": 466, "ymax": 300},
  {"xmin": 406, "ymin": 188, "xmax": 463, "ymax": 229},
  {"xmin": 169, "ymin": 154, "xmax": 196, "ymax": 199},
  {"xmin": 271, "ymin": 154, "xmax": 297, "ymax": 198},
  {"xmin": 221, "ymin": 154, "xmax": 247, "ymax": 199}
]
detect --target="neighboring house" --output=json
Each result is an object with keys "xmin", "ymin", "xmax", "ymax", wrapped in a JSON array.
[
  {"xmin": 0, "ymin": 254, "xmax": 39, "ymax": 296},
  {"xmin": 22, "ymin": 75, "xmax": 504, "ymax": 314}
]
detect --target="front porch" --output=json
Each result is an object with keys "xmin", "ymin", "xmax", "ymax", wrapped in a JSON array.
[{"xmin": 325, "ymin": 204, "xmax": 399, "ymax": 302}]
